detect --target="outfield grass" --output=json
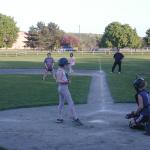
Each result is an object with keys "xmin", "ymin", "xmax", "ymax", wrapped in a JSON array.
[
  {"xmin": 0, "ymin": 52, "xmax": 150, "ymax": 103},
  {"xmin": 0, "ymin": 75, "xmax": 91, "ymax": 110},
  {"xmin": 0, "ymin": 53, "xmax": 100, "ymax": 70},
  {"xmin": 101, "ymin": 55, "xmax": 150, "ymax": 102}
]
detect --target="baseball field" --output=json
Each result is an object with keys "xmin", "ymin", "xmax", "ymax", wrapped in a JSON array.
[{"xmin": 0, "ymin": 51, "xmax": 150, "ymax": 110}]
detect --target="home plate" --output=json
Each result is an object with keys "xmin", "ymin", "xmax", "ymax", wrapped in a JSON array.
[{"xmin": 88, "ymin": 119, "xmax": 109, "ymax": 124}]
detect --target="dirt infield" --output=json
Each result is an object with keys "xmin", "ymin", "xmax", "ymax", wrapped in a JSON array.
[{"xmin": 0, "ymin": 70, "xmax": 149, "ymax": 150}]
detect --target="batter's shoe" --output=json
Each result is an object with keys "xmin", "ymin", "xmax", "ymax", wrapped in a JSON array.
[
  {"xmin": 73, "ymin": 118, "xmax": 83, "ymax": 126},
  {"xmin": 56, "ymin": 119, "xmax": 64, "ymax": 123}
]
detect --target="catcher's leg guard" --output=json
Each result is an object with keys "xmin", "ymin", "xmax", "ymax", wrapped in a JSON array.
[{"xmin": 145, "ymin": 117, "xmax": 150, "ymax": 135}]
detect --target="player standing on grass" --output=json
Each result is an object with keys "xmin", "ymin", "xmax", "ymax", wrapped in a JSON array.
[
  {"xmin": 69, "ymin": 52, "xmax": 76, "ymax": 73},
  {"xmin": 55, "ymin": 57, "xmax": 83, "ymax": 126},
  {"xmin": 112, "ymin": 48, "xmax": 124, "ymax": 74},
  {"xmin": 43, "ymin": 52, "xmax": 55, "ymax": 80}
]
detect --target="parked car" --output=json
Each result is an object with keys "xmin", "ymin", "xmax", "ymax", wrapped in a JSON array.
[{"xmin": 62, "ymin": 46, "xmax": 74, "ymax": 51}]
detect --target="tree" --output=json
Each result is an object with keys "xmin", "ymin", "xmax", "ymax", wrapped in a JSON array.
[
  {"xmin": 38, "ymin": 22, "xmax": 50, "ymax": 49},
  {"xmin": 61, "ymin": 34, "xmax": 80, "ymax": 47},
  {"xmin": 72, "ymin": 33, "xmax": 100, "ymax": 50},
  {"xmin": 130, "ymin": 29, "xmax": 141, "ymax": 48},
  {"xmin": 24, "ymin": 26, "xmax": 39, "ymax": 48},
  {"xmin": 100, "ymin": 22, "xmax": 141, "ymax": 49},
  {"xmin": 48, "ymin": 22, "xmax": 64, "ymax": 49},
  {"xmin": 25, "ymin": 22, "xmax": 64, "ymax": 50},
  {"xmin": 0, "ymin": 13, "xmax": 19, "ymax": 48},
  {"xmin": 144, "ymin": 28, "xmax": 150, "ymax": 47}
]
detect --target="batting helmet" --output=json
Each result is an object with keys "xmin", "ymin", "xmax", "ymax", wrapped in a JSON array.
[{"xmin": 58, "ymin": 58, "xmax": 69, "ymax": 67}]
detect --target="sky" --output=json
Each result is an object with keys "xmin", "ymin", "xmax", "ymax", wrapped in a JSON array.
[{"xmin": 0, "ymin": 0, "xmax": 149, "ymax": 36}]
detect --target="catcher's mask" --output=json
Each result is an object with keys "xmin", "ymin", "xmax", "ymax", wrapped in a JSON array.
[{"xmin": 133, "ymin": 78, "xmax": 145, "ymax": 91}]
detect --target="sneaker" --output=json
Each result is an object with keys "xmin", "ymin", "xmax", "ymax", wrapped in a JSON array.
[
  {"xmin": 73, "ymin": 118, "xmax": 83, "ymax": 126},
  {"xmin": 56, "ymin": 119, "xmax": 64, "ymax": 123},
  {"xmin": 118, "ymin": 72, "xmax": 121, "ymax": 74}
]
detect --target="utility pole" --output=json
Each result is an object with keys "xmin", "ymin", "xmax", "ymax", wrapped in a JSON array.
[
  {"xmin": 78, "ymin": 25, "xmax": 81, "ymax": 51},
  {"xmin": 79, "ymin": 25, "xmax": 80, "ymax": 34},
  {"xmin": 79, "ymin": 25, "xmax": 81, "ymax": 40}
]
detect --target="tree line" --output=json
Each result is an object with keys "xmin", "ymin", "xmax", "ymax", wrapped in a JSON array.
[
  {"xmin": 0, "ymin": 14, "xmax": 19, "ymax": 48},
  {"xmin": 25, "ymin": 22, "xmax": 64, "ymax": 50},
  {"xmin": 0, "ymin": 13, "xmax": 150, "ymax": 50},
  {"xmin": 100, "ymin": 22, "xmax": 141, "ymax": 49}
]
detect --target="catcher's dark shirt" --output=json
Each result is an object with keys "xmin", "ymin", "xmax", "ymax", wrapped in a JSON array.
[{"xmin": 138, "ymin": 90, "xmax": 150, "ymax": 116}]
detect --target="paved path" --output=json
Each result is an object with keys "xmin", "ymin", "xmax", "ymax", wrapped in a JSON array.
[
  {"xmin": 0, "ymin": 69, "xmax": 149, "ymax": 150},
  {"xmin": 0, "ymin": 69, "xmax": 44, "ymax": 74}
]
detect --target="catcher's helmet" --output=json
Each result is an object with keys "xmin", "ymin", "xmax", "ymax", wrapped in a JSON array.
[
  {"xmin": 58, "ymin": 58, "xmax": 69, "ymax": 67},
  {"xmin": 133, "ymin": 78, "xmax": 145, "ymax": 90}
]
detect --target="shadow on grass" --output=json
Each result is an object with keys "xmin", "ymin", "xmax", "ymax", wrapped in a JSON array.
[
  {"xmin": 0, "ymin": 75, "xmax": 91, "ymax": 111},
  {"xmin": 0, "ymin": 60, "xmax": 99, "ymax": 70},
  {"xmin": 0, "ymin": 61, "xmax": 43, "ymax": 69}
]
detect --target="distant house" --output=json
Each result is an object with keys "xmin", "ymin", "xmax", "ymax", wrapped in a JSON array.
[{"xmin": 11, "ymin": 31, "xmax": 29, "ymax": 49}]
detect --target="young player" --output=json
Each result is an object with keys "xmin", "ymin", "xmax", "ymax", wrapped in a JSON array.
[
  {"xmin": 112, "ymin": 48, "xmax": 124, "ymax": 74},
  {"xmin": 125, "ymin": 78, "xmax": 150, "ymax": 131},
  {"xmin": 55, "ymin": 57, "xmax": 83, "ymax": 126},
  {"xmin": 43, "ymin": 53, "xmax": 55, "ymax": 80},
  {"xmin": 69, "ymin": 53, "xmax": 75, "ymax": 73}
]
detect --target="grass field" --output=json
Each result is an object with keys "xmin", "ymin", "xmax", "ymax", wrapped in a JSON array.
[
  {"xmin": 0, "ymin": 52, "xmax": 150, "ymax": 104},
  {"xmin": 0, "ymin": 53, "xmax": 100, "ymax": 69},
  {"xmin": 101, "ymin": 55, "xmax": 150, "ymax": 102},
  {"xmin": 0, "ymin": 75, "xmax": 91, "ymax": 110}
]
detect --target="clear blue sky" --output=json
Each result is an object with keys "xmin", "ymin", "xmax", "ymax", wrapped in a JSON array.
[{"xmin": 0, "ymin": 0, "xmax": 149, "ymax": 36}]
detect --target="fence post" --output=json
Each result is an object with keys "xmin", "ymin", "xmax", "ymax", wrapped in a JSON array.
[
  {"xmin": 142, "ymin": 49, "xmax": 144, "ymax": 56},
  {"xmin": 92, "ymin": 50, "xmax": 94, "ymax": 55},
  {"xmin": 130, "ymin": 49, "xmax": 133, "ymax": 55}
]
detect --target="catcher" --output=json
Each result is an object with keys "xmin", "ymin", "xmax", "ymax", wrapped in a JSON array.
[{"xmin": 125, "ymin": 78, "xmax": 150, "ymax": 134}]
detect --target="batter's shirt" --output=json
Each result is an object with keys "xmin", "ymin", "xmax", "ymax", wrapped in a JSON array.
[{"xmin": 56, "ymin": 68, "xmax": 68, "ymax": 83}]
